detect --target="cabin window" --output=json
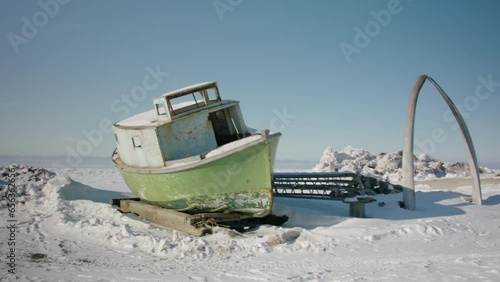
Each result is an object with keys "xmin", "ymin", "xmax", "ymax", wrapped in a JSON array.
[
  {"xmin": 156, "ymin": 102, "xmax": 167, "ymax": 115},
  {"xmin": 132, "ymin": 136, "xmax": 142, "ymax": 148},
  {"xmin": 192, "ymin": 91, "xmax": 204, "ymax": 105},
  {"xmin": 114, "ymin": 134, "xmax": 119, "ymax": 143},
  {"xmin": 169, "ymin": 92, "xmax": 205, "ymax": 115},
  {"xmin": 206, "ymin": 88, "xmax": 220, "ymax": 102}
]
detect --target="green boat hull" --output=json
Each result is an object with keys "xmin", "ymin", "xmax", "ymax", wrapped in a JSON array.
[{"xmin": 117, "ymin": 137, "xmax": 278, "ymax": 217}]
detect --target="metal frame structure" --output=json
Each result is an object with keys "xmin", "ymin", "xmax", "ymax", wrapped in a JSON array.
[{"xmin": 272, "ymin": 172, "xmax": 364, "ymax": 200}]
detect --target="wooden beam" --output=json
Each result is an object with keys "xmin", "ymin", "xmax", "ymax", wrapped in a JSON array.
[{"xmin": 115, "ymin": 199, "xmax": 211, "ymax": 236}]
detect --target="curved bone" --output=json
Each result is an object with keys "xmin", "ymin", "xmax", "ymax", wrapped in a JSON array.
[{"xmin": 402, "ymin": 75, "xmax": 483, "ymax": 210}]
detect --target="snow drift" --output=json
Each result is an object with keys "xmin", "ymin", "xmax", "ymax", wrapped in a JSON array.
[{"xmin": 0, "ymin": 164, "xmax": 55, "ymax": 207}]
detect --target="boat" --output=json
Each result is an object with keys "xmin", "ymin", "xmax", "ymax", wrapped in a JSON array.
[{"xmin": 112, "ymin": 81, "xmax": 281, "ymax": 218}]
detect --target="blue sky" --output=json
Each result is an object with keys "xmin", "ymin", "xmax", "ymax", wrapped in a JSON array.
[{"xmin": 1, "ymin": 0, "xmax": 499, "ymax": 168}]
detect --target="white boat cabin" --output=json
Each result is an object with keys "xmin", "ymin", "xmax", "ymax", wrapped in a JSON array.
[{"xmin": 113, "ymin": 82, "xmax": 250, "ymax": 168}]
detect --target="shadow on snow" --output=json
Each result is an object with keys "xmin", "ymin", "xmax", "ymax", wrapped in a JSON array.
[
  {"xmin": 273, "ymin": 190, "xmax": 478, "ymax": 230},
  {"xmin": 58, "ymin": 180, "xmax": 132, "ymax": 204},
  {"xmin": 484, "ymin": 194, "xmax": 500, "ymax": 205}
]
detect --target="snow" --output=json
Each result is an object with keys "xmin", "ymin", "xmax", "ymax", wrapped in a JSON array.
[
  {"xmin": 1, "ymin": 161, "xmax": 500, "ymax": 281},
  {"xmin": 312, "ymin": 146, "xmax": 495, "ymax": 182},
  {"xmin": 342, "ymin": 197, "xmax": 359, "ymax": 203},
  {"xmin": 116, "ymin": 109, "xmax": 158, "ymax": 127}
]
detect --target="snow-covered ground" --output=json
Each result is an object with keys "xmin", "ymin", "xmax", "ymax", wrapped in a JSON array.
[{"xmin": 1, "ymin": 159, "xmax": 500, "ymax": 281}]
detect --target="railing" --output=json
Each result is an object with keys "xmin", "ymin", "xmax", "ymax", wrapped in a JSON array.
[{"xmin": 272, "ymin": 172, "xmax": 365, "ymax": 200}]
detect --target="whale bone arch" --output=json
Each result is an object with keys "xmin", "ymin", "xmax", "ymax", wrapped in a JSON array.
[{"xmin": 402, "ymin": 75, "xmax": 483, "ymax": 210}]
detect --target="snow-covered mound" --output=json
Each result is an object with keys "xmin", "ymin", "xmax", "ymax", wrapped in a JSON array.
[
  {"xmin": 0, "ymin": 164, "xmax": 55, "ymax": 207},
  {"xmin": 313, "ymin": 146, "xmax": 494, "ymax": 182}
]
